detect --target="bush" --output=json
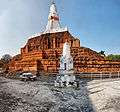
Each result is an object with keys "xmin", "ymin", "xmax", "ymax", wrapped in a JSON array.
[{"xmin": 107, "ymin": 54, "xmax": 120, "ymax": 61}]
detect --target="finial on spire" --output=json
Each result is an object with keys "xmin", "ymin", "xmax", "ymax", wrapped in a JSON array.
[{"xmin": 51, "ymin": 0, "xmax": 55, "ymax": 4}]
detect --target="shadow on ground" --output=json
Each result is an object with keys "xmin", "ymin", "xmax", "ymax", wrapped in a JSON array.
[{"xmin": 38, "ymin": 75, "xmax": 96, "ymax": 112}]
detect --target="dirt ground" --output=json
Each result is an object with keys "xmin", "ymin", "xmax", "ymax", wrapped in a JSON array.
[{"xmin": 0, "ymin": 75, "xmax": 120, "ymax": 112}]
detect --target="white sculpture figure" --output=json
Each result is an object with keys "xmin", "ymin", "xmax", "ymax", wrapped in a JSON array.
[{"xmin": 55, "ymin": 42, "xmax": 76, "ymax": 87}]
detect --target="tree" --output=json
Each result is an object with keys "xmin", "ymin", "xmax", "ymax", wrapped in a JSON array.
[
  {"xmin": 1, "ymin": 54, "xmax": 12, "ymax": 64},
  {"xmin": 0, "ymin": 60, "xmax": 4, "ymax": 68},
  {"xmin": 107, "ymin": 54, "xmax": 120, "ymax": 61},
  {"xmin": 99, "ymin": 50, "xmax": 106, "ymax": 56}
]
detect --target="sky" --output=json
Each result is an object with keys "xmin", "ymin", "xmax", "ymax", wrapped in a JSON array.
[{"xmin": 0, "ymin": 0, "xmax": 120, "ymax": 58}]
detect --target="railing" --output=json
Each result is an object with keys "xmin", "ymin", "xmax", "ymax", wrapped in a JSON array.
[{"xmin": 76, "ymin": 72, "xmax": 120, "ymax": 79}]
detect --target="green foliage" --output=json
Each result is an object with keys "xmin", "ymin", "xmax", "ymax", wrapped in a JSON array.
[
  {"xmin": 99, "ymin": 50, "xmax": 106, "ymax": 56},
  {"xmin": 1, "ymin": 54, "xmax": 12, "ymax": 64},
  {"xmin": 0, "ymin": 54, "xmax": 12, "ymax": 69},
  {"xmin": 107, "ymin": 54, "xmax": 120, "ymax": 61},
  {"xmin": 0, "ymin": 60, "xmax": 4, "ymax": 68}
]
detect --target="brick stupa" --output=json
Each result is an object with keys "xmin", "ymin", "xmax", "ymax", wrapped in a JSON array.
[{"xmin": 9, "ymin": 1, "xmax": 120, "ymax": 74}]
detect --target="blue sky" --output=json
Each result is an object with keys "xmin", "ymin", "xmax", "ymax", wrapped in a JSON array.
[{"xmin": 0, "ymin": 0, "xmax": 120, "ymax": 57}]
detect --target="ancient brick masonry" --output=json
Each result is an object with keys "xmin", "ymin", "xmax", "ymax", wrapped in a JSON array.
[
  {"xmin": 9, "ymin": 31, "xmax": 79, "ymax": 73},
  {"xmin": 8, "ymin": 31, "xmax": 120, "ymax": 74}
]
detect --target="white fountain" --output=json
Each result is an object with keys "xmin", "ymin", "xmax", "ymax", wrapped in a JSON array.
[{"xmin": 55, "ymin": 42, "xmax": 76, "ymax": 87}]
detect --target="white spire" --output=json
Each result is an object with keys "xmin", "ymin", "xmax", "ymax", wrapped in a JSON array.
[
  {"xmin": 63, "ymin": 42, "xmax": 71, "ymax": 58},
  {"xmin": 44, "ymin": 0, "xmax": 68, "ymax": 34},
  {"xmin": 59, "ymin": 42, "xmax": 74, "ymax": 73}
]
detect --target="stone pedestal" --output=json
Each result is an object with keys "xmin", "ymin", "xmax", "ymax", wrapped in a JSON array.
[{"xmin": 54, "ymin": 74, "xmax": 76, "ymax": 87}]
